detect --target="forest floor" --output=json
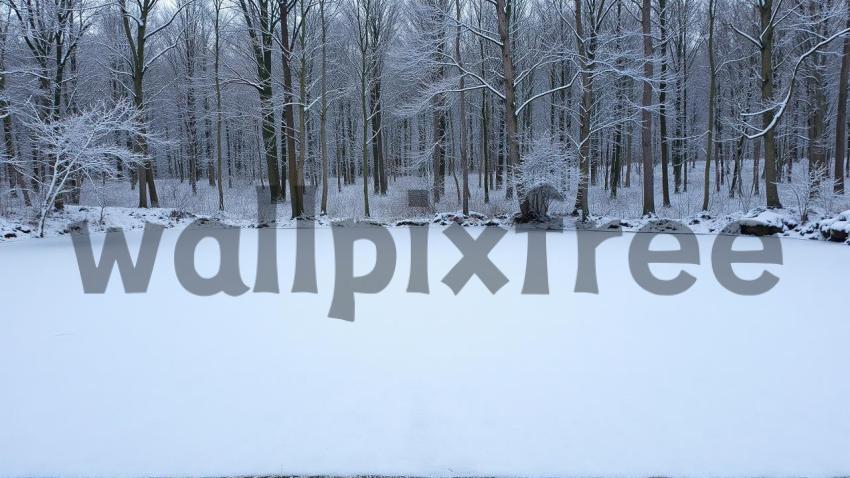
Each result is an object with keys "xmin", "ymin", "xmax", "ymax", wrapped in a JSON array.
[
  {"xmin": 1, "ymin": 226, "xmax": 849, "ymax": 476},
  {"xmin": 2, "ymin": 160, "xmax": 850, "ymax": 243}
]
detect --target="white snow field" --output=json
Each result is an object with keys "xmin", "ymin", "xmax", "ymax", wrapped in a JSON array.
[{"xmin": 1, "ymin": 225, "xmax": 849, "ymax": 477}]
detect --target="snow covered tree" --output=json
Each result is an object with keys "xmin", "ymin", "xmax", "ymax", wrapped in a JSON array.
[{"xmin": 13, "ymin": 101, "xmax": 149, "ymax": 236}]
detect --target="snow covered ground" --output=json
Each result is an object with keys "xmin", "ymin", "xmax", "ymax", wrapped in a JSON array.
[
  {"xmin": 2, "ymin": 159, "xmax": 849, "ymax": 246},
  {"xmin": 2, "ymin": 159, "xmax": 849, "ymax": 234},
  {"xmin": 1, "ymin": 225, "xmax": 849, "ymax": 477}
]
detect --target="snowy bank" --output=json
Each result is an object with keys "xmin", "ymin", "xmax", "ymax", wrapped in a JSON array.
[
  {"xmin": 3, "ymin": 204, "xmax": 850, "ymax": 247},
  {"xmin": 819, "ymin": 210, "xmax": 850, "ymax": 243}
]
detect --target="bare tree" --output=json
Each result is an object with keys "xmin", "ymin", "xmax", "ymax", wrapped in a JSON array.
[
  {"xmin": 455, "ymin": 0, "xmax": 468, "ymax": 214},
  {"xmin": 235, "ymin": 0, "xmax": 285, "ymax": 205},
  {"xmin": 213, "ymin": 0, "xmax": 224, "ymax": 209},
  {"xmin": 640, "ymin": 0, "xmax": 654, "ymax": 215},
  {"xmin": 0, "ymin": 10, "xmax": 30, "ymax": 206},
  {"xmin": 702, "ymin": 0, "xmax": 715, "ymax": 211},
  {"xmin": 117, "ymin": 0, "xmax": 186, "ymax": 207},
  {"xmin": 319, "ymin": 0, "xmax": 330, "ymax": 213},
  {"xmin": 657, "ymin": 0, "xmax": 671, "ymax": 207},
  {"xmin": 834, "ymin": 0, "xmax": 849, "ymax": 194},
  {"xmin": 352, "ymin": 0, "xmax": 371, "ymax": 216}
]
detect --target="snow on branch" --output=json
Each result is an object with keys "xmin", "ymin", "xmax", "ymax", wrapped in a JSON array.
[
  {"xmin": 742, "ymin": 27, "xmax": 850, "ymax": 140},
  {"xmin": 9, "ymin": 100, "xmax": 152, "ymax": 236}
]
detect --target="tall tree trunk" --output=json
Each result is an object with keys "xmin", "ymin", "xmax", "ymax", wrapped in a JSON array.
[
  {"xmin": 703, "ymin": 0, "xmax": 715, "ymax": 212},
  {"xmin": 573, "ymin": 0, "xmax": 591, "ymax": 219},
  {"xmin": 759, "ymin": 0, "xmax": 782, "ymax": 208},
  {"xmin": 480, "ymin": 22, "xmax": 491, "ymax": 205},
  {"xmin": 640, "ymin": 0, "xmax": 655, "ymax": 215},
  {"xmin": 320, "ymin": 0, "xmax": 330, "ymax": 213},
  {"xmin": 280, "ymin": 2, "xmax": 302, "ymax": 216},
  {"xmin": 456, "ymin": 0, "xmax": 469, "ymax": 215},
  {"xmin": 359, "ymin": 8, "xmax": 371, "ymax": 217},
  {"xmin": 834, "ymin": 0, "xmax": 850, "ymax": 194},
  {"xmin": 186, "ymin": 56, "xmax": 199, "ymax": 195},
  {"xmin": 297, "ymin": 0, "xmax": 309, "ymax": 211},
  {"xmin": 370, "ymin": 76, "xmax": 387, "ymax": 195},
  {"xmin": 0, "ymin": 31, "xmax": 31, "ymax": 207},
  {"xmin": 610, "ymin": 0, "xmax": 623, "ymax": 199},
  {"xmin": 214, "ymin": 0, "xmax": 224, "ymax": 210},
  {"xmin": 658, "ymin": 0, "xmax": 671, "ymax": 207},
  {"xmin": 237, "ymin": 0, "xmax": 281, "ymax": 204},
  {"xmin": 496, "ymin": 0, "xmax": 520, "ymax": 219},
  {"xmin": 201, "ymin": 61, "xmax": 216, "ymax": 187},
  {"xmin": 495, "ymin": 0, "xmax": 523, "ymax": 217},
  {"xmin": 432, "ymin": 4, "xmax": 447, "ymax": 204},
  {"xmin": 131, "ymin": 66, "xmax": 158, "ymax": 208}
]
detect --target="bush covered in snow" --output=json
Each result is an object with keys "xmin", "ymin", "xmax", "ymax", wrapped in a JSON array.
[{"xmin": 514, "ymin": 138, "xmax": 574, "ymax": 221}]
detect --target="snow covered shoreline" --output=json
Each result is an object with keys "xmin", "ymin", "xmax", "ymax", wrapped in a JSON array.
[{"xmin": 2, "ymin": 204, "xmax": 850, "ymax": 245}]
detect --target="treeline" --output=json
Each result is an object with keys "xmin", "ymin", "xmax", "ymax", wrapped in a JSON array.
[{"xmin": 0, "ymin": 0, "xmax": 848, "ymax": 224}]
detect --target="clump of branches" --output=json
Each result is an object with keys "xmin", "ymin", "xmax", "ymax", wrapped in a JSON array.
[{"xmin": 786, "ymin": 161, "xmax": 837, "ymax": 224}]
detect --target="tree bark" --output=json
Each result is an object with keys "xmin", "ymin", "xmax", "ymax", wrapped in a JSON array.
[
  {"xmin": 320, "ymin": 0, "xmax": 329, "ymax": 213},
  {"xmin": 702, "ymin": 0, "xmax": 715, "ymax": 212},
  {"xmin": 456, "ymin": 0, "xmax": 469, "ymax": 215},
  {"xmin": 496, "ymin": 0, "xmax": 523, "ymax": 217},
  {"xmin": 640, "ymin": 0, "xmax": 655, "ymax": 215},
  {"xmin": 834, "ymin": 0, "xmax": 850, "ymax": 194},
  {"xmin": 279, "ymin": 1, "xmax": 302, "ymax": 216},
  {"xmin": 237, "ymin": 0, "xmax": 281, "ymax": 205},
  {"xmin": 573, "ymin": 0, "xmax": 591, "ymax": 218},
  {"xmin": 759, "ymin": 0, "xmax": 782, "ymax": 208},
  {"xmin": 658, "ymin": 0, "xmax": 671, "ymax": 207},
  {"xmin": 214, "ymin": 0, "xmax": 224, "ymax": 210}
]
